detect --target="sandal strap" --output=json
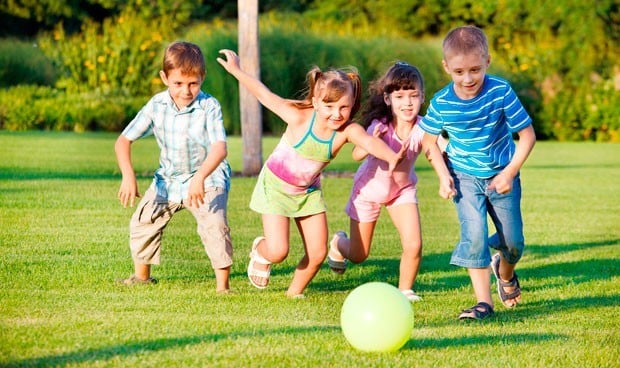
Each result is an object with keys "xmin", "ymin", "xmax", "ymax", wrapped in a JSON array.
[
  {"xmin": 459, "ymin": 302, "xmax": 494, "ymax": 320},
  {"xmin": 497, "ymin": 273, "xmax": 518, "ymax": 287},
  {"xmin": 248, "ymin": 263, "xmax": 270, "ymax": 278},
  {"xmin": 250, "ymin": 236, "xmax": 271, "ymax": 265},
  {"xmin": 250, "ymin": 249, "xmax": 271, "ymax": 266},
  {"xmin": 498, "ymin": 273, "xmax": 521, "ymax": 299}
]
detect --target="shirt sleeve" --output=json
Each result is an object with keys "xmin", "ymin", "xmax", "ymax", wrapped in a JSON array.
[
  {"xmin": 419, "ymin": 101, "xmax": 444, "ymax": 135},
  {"xmin": 205, "ymin": 97, "xmax": 227, "ymax": 144},
  {"xmin": 121, "ymin": 98, "xmax": 154, "ymax": 141},
  {"xmin": 503, "ymin": 86, "xmax": 532, "ymax": 133}
]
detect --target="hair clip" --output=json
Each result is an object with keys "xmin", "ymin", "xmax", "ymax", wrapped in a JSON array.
[{"xmin": 395, "ymin": 61, "xmax": 411, "ymax": 67}]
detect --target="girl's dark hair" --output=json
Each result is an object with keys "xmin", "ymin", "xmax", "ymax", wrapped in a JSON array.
[{"xmin": 359, "ymin": 61, "xmax": 424, "ymax": 127}]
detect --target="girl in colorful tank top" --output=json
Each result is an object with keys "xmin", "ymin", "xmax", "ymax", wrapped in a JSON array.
[{"xmin": 218, "ymin": 49, "xmax": 403, "ymax": 297}]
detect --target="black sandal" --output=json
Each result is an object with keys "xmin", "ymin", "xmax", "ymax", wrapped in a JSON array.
[
  {"xmin": 458, "ymin": 302, "xmax": 494, "ymax": 320},
  {"xmin": 491, "ymin": 254, "xmax": 521, "ymax": 308}
]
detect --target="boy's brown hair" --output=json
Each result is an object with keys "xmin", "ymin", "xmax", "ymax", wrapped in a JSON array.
[
  {"xmin": 162, "ymin": 41, "xmax": 206, "ymax": 79},
  {"xmin": 442, "ymin": 25, "xmax": 489, "ymax": 59}
]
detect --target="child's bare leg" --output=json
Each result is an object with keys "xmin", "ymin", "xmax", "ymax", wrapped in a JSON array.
[
  {"xmin": 468, "ymin": 267, "xmax": 493, "ymax": 307},
  {"xmin": 214, "ymin": 266, "xmax": 230, "ymax": 293},
  {"xmin": 343, "ymin": 219, "xmax": 375, "ymax": 263},
  {"xmin": 286, "ymin": 214, "xmax": 328, "ymax": 296},
  {"xmin": 134, "ymin": 263, "xmax": 151, "ymax": 280},
  {"xmin": 387, "ymin": 204, "xmax": 422, "ymax": 291},
  {"xmin": 249, "ymin": 214, "xmax": 290, "ymax": 287}
]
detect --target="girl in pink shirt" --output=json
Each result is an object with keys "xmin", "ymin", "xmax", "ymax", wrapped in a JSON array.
[{"xmin": 329, "ymin": 62, "xmax": 438, "ymax": 302}]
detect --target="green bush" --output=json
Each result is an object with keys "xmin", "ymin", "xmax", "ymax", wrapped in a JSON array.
[
  {"xmin": 4, "ymin": 1, "xmax": 618, "ymax": 142},
  {"xmin": 297, "ymin": 1, "xmax": 620, "ymax": 142},
  {"xmin": 0, "ymin": 85, "xmax": 145, "ymax": 132},
  {"xmin": 188, "ymin": 21, "xmax": 445, "ymax": 135},
  {"xmin": 37, "ymin": 7, "xmax": 177, "ymax": 96},
  {"xmin": 482, "ymin": 0, "xmax": 619, "ymax": 141},
  {"xmin": 0, "ymin": 38, "xmax": 57, "ymax": 87}
]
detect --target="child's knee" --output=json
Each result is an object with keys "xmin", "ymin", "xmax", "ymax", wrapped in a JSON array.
[{"xmin": 348, "ymin": 252, "xmax": 369, "ymax": 264}]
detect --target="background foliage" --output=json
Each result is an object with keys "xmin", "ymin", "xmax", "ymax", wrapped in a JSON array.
[{"xmin": 0, "ymin": 0, "xmax": 618, "ymax": 141}]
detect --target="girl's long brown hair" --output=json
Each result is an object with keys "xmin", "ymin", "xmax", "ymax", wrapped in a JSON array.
[{"xmin": 360, "ymin": 61, "xmax": 424, "ymax": 127}]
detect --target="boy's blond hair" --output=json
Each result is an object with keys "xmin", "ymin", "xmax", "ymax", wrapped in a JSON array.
[
  {"xmin": 442, "ymin": 25, "xmax": 489, "ymax": 59},
  {"xmin": 162, "ymin": 41, "xmax": 206, "ymax": 79}
]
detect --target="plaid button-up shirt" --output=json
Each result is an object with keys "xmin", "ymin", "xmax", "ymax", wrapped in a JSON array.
[{"xmin": 122, "ymin": 90, "xmax": 231, "ymax": 203}]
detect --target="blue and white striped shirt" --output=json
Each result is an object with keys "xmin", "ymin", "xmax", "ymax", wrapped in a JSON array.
[
  {"xmin": 420, "ymin": 75, "xmax": 532, "ymax": 178},
  {"xmin": 122, "ymin": 90, "xmax": 231, "ymax": 203}
]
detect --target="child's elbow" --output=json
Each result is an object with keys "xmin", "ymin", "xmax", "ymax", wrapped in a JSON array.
[
  {"xmin": 114, "ymin": 135, "xmax": 131, "ymax": 153},
  {"xmin": 215, "ymin": 143, "xmax": 228, "ymax": 160}
]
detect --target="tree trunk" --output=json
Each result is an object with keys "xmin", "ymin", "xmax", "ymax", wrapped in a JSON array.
[{"xmin": 237, "ymin": 0, "xmax": 262, "ymax": 176}]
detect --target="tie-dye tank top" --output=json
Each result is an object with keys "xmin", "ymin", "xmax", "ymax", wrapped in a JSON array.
[{"xmin": 265, "ymin": 112, "xmax": 335, "ymax": 195}]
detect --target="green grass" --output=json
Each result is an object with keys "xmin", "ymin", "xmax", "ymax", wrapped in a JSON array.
[{"xmin": 0, "ymin": 131, "xmax": 618, "ymax": 367}]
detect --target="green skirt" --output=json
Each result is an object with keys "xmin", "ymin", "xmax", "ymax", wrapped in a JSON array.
[{"xmin": 249, "ymin": 167, "xmax": 326, "ymax": 217}]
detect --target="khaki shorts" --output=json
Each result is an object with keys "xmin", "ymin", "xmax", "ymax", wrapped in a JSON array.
[{"xmin": 128, "ymin": 187, "xmax": 233, "ymax": 269}]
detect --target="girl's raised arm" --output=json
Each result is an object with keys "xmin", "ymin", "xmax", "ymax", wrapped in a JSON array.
[{"xmin": 217, "ymin": 49, "xmax": 298, "ymax": 124}]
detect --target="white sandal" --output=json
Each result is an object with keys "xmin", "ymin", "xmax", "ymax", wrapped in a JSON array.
[
  {"xmin": 247, "ymin": 236, "xmax": 271, "ymax": 289},
  {"xmin": 401, "ymin": 289, "xmax": 422, "ymax": 302}
]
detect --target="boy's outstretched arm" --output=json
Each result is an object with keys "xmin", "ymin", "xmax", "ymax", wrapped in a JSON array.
[
  {"xmin": 422, "ymin": 132, "xmax": 456, "ymax": 199},
  {"xmin": 186, "ymin": 141, "xmax": 228, "ymax": 208},
  {"xmin": 115, "ymin": 135, "xmax": 140, "ymax": 208},
  {"xmin": 488, "ymin": 125, "xmax": 536, "ymax": 194}
]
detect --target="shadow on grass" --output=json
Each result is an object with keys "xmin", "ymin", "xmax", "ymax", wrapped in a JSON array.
[
  {"xmin": 3, "ymin": 326, "xmax": 338, "ymax": 367},
  {"xmin": 308, "ymin": 237, "xmax": 619, "ymax": 327},
  {"xmin": 310, "ymin": 238, "xmax": 619, "ymax": 292},
  {"xmin": 525, "ymin": 163, "xmax": 620, "ymax": 170},
  {"xmin": 404, "ymin": 332, "xmax": 564, "ymax": 350},
  {"xmin": 525, "ymin": 238, "xmax": 620, "ymax": 257},
  {"xmin": 0, "ymin": 170, "xmax": 150, "ymax": 181}
]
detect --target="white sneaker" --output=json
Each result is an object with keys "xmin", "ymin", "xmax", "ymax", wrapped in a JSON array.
[{"xmin": 401, "ymin": 289, "xmax": 422, "ymax": 302}]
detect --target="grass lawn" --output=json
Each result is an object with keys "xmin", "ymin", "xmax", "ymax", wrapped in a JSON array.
[{"xmin": 0, "ymin": 131, "xmax": 618, "ymax": 367}]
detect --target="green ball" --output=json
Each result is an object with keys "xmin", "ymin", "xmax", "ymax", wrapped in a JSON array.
[{"xmin": 340, "ymin": 282, "xmax": 414, "ymax": 352}]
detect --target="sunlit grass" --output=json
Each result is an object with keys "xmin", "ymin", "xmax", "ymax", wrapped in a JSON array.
[{"xmin": 0, "ymin": 132, "xmax": 618, "ymax": 367}]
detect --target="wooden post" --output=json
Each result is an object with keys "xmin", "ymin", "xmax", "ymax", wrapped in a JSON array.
[{"xmin": 238, "ymin": 0, "xmax": 262, "ymax": 176}]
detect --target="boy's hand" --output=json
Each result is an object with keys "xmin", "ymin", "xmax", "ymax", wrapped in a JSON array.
[
  {"xmin": 488, "ymin": 171, "xmax": 514, "ymax": 195},
  {"xmin": 117, "ymin": 177, "xmax": 140, "ymax": 208},
  {"xmin": 186, "ymin": 176, "xmax": 205, "ymax": 208}
]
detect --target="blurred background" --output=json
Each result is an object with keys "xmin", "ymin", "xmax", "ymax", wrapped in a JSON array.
[{"xmin": 0, "ymin": 0, "xmax": 618, "ymax": 141}]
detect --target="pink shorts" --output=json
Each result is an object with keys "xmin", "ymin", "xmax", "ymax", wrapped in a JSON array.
[{"xmin": 345, "ymin": 180, "xmax": 418, "ymax": 223}]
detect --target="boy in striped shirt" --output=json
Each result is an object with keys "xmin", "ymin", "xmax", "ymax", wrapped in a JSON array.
[{"xmin": 420, "ymin": 25, "xmax": 536, "ymax": 320}]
